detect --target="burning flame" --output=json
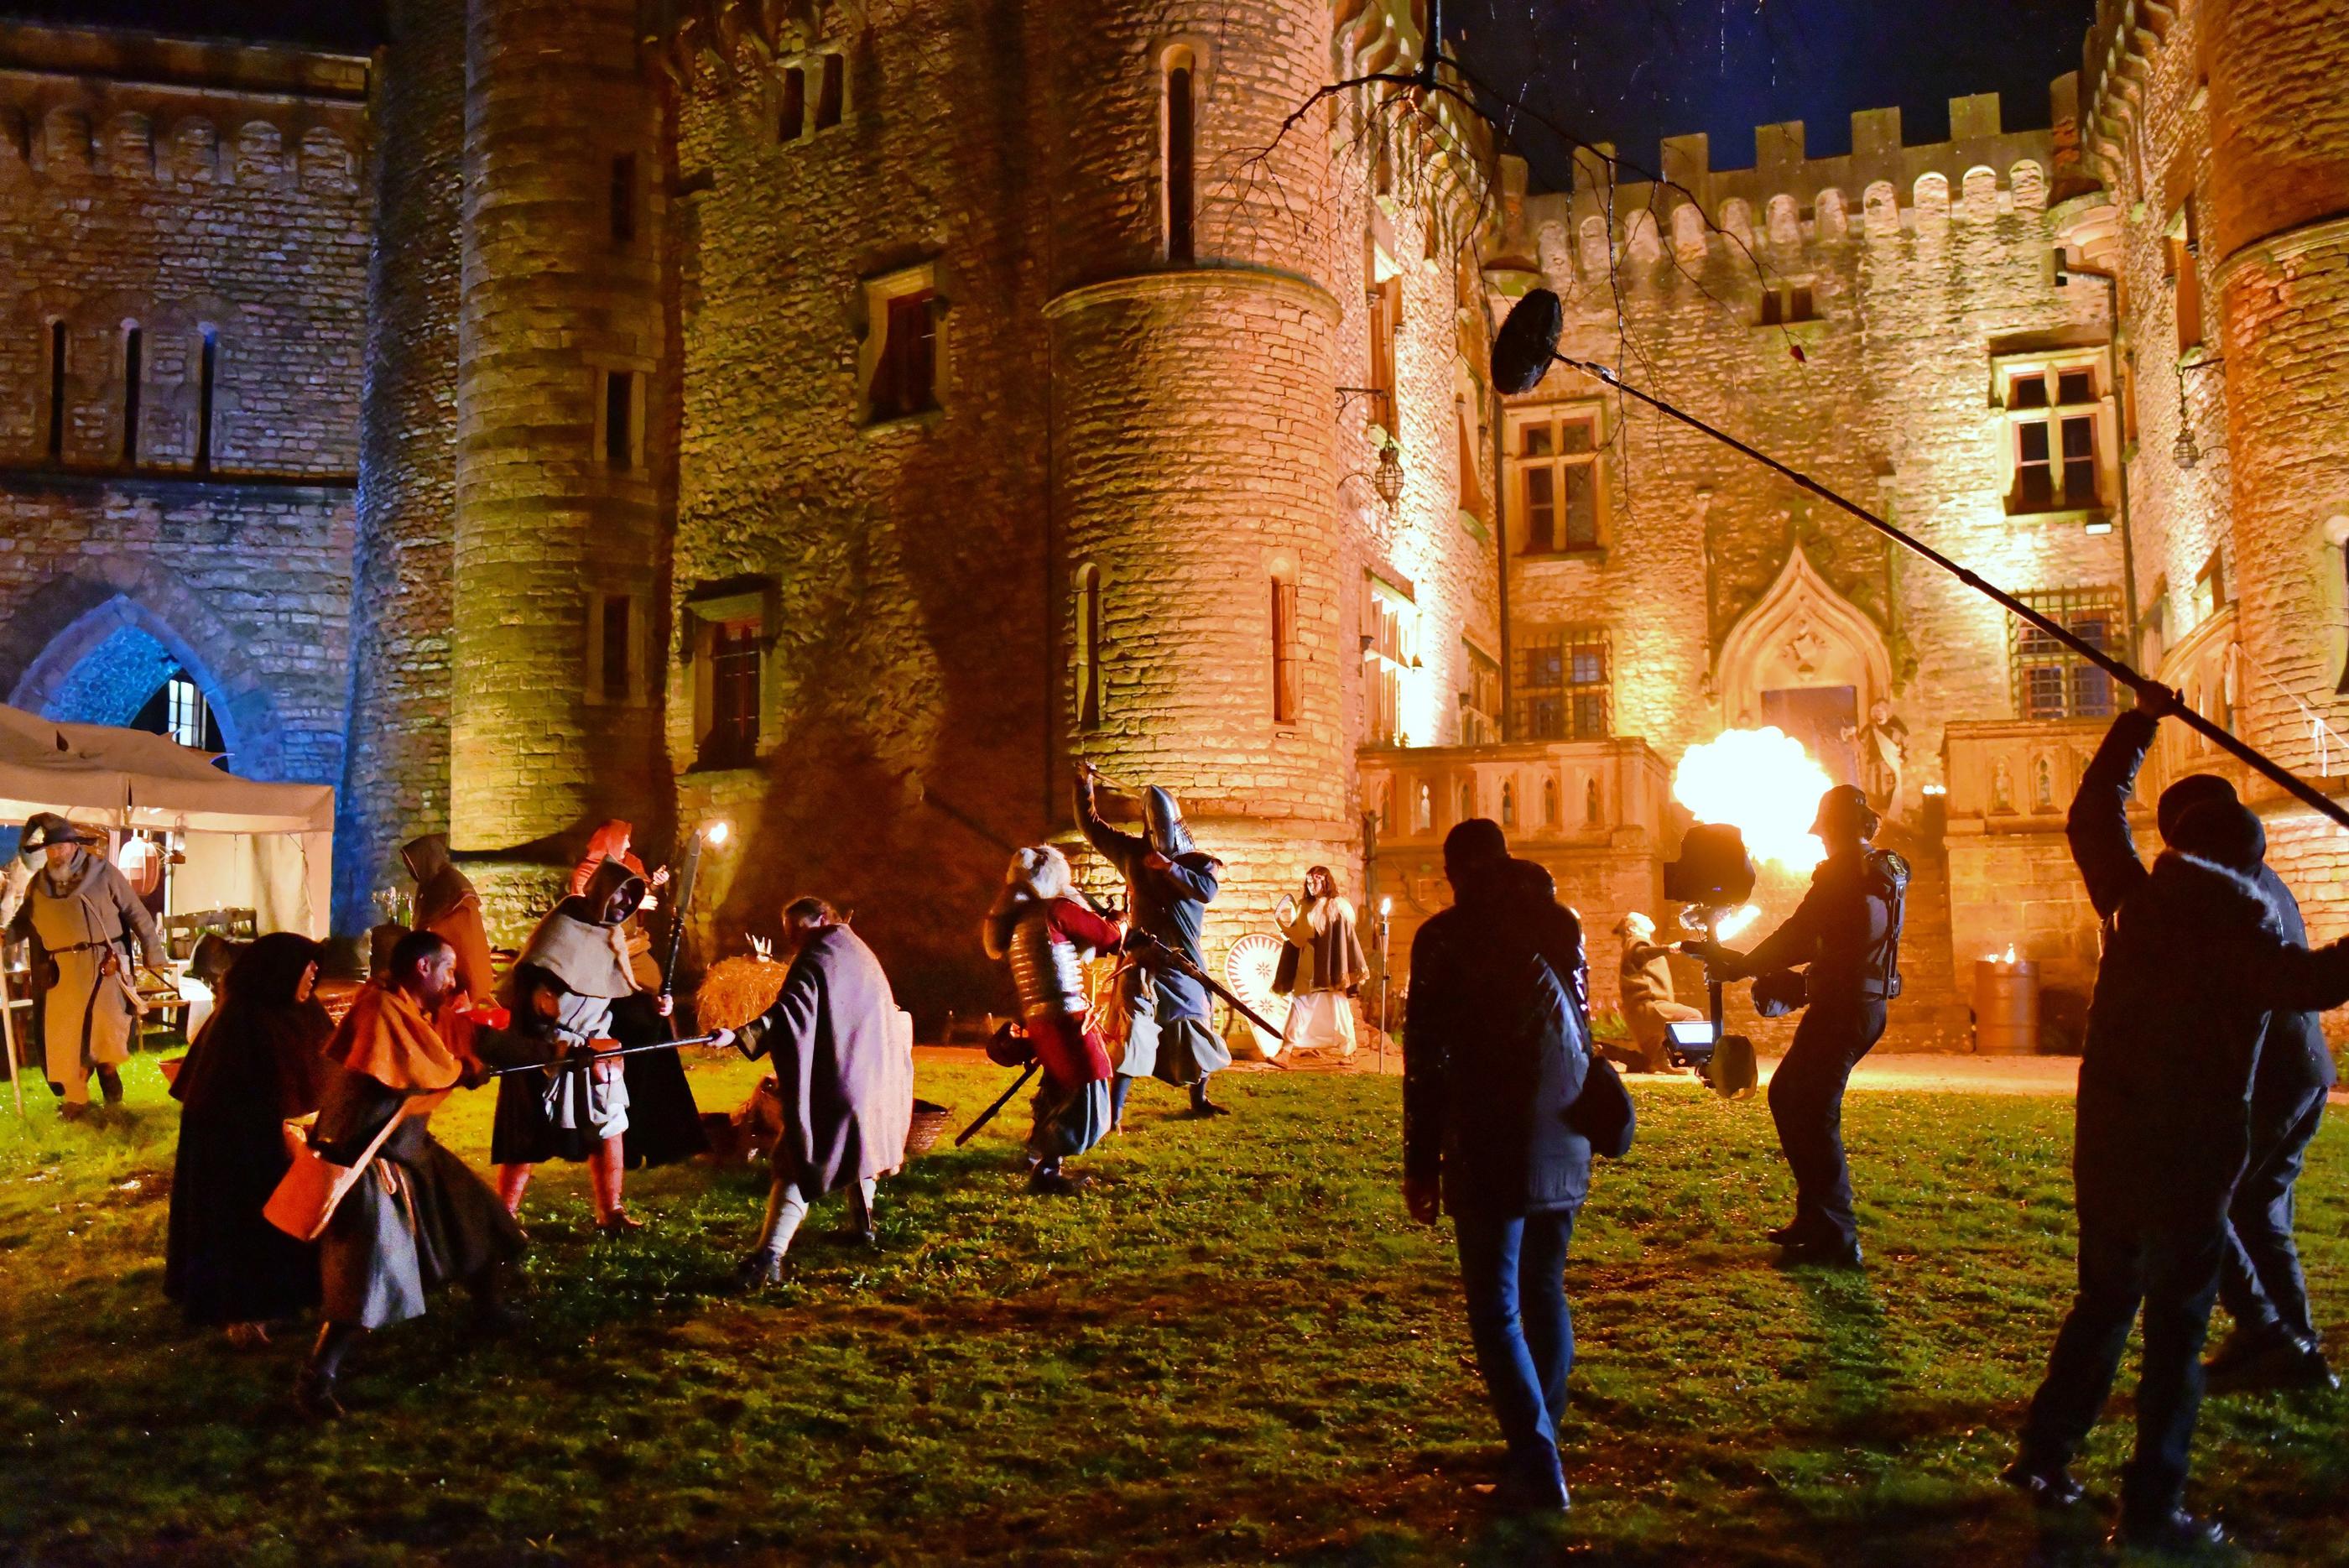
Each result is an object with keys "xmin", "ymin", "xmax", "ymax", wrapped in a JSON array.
[
  {"xmin": 1672, "ymin": 727, "xmax": 1833, "ymax": 873},
  {"xmin": 1713, "ymin": 904, "xmax": 1761, "ymax": 942}
]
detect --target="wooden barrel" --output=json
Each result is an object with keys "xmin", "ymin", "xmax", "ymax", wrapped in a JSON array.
[{"xmin": 1973, "ymin": 959, "xmax": 2040, "ymax": 1055}]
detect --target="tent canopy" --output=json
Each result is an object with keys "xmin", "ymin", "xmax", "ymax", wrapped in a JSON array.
[{"xmin": 0, "ymin": 703, "xmax": 332, "ymax": 836}]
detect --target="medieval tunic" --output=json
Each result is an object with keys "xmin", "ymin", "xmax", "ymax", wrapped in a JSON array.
[
  {"xmin": 491, "ymin": 867, "xmax": 644, "ymax": 1165},
  {"xmin": 568, "ymin": 822, "xmax": 706, "ymax": 1169},
  {"xmin": 1274, "ymin": 896, "xmax": 1368, "ymax": 1058},
  {"xmin": 164, "ymin": 934, "xmax": 332, "ymax": 1327},
  {"xmin": 10, "ymin": 845, "xmax": 161, "ymax": 1099},
  {"xmin": 1074, "ymin": 788, "xmax": 1232, "ymax": 1086},
  {"xmin": 740, "ymin": 925, "xmax": 913, "ymax": 1196},
  {"xmin": 1617, "ymin": 940, "xmax": 1704, "ymax": 1069},
  {"xmin": 313, "ymin": 984, "xmax": 528, "ymax": 1329},
  {"xmin": 985, "ymin": 894, "xmax": 1118, "ymax": 1162},
  {"xmin": 403, "ymin": 835, "xmax": 497, "ymax": 1010}
]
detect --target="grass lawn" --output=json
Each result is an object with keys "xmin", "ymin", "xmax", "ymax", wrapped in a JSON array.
[{"xmin": 0, "ymin": 1052, "xmax": 2342, "ymax": 1566}]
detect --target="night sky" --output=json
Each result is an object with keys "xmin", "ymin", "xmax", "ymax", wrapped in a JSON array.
[{"xmin": 1448, "ymin": 0, "xmax": 2099, "ymax": 190}]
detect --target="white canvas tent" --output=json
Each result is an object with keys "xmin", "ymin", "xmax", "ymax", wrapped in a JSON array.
[{"xmin": 0, "ymin": 703, "xmax": 333, "ymax": 936}]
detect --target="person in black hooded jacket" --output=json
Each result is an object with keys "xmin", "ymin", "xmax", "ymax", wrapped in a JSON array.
[
  {"xmin": 2004, "ymin": 690, "xmax": 2349, "ymax": 1553},
  {"xmin": 1404, "ymin": 819, "xmax": 1591, "ymax": 1513}
]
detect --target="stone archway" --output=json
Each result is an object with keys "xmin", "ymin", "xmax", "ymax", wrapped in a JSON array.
[
  {"xmin": 0, "ymin": 565, "xmax": 286, "ymax": 779},
  {"xmin": 1716, "ymin": 545, "xmax": 1894, "ymax": 787}
]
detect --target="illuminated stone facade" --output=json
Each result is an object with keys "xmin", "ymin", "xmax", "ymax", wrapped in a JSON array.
[{"xmin": 3, "ymin": 1, "xmax": 2342, "ymax": 1046}]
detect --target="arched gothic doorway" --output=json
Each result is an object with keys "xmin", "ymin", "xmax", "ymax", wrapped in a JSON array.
[
  {"xmin": 8, "ymin": 595, "xmax": 241, "ymax": 769},
  {"xmin": 1716, "ymin": 545, "xmax": 1894, "ymax": 788}
]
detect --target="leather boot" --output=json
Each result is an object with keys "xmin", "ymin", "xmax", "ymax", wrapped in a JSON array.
[
  {"xmin": 96, "ymin": 1067, "xmax": 124, "ymax": 1106},
  {"xmin": 296, "ymin": 1324, "xmax": 359, "ymax": 1420}
]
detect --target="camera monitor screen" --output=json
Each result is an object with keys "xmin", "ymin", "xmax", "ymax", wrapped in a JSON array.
[{"xmin": 1666, "ymin": 1020, "xmax": 1718, "ymax": 1048}]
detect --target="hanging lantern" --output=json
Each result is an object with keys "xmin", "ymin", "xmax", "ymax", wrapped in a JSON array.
[{"xmin": 1373, "ymin": 438, "xmax": 1404, "ymax": 506}]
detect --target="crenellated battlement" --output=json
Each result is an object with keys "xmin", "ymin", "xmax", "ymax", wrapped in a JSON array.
[
  {"xmin": 0, "ymin": 90, "xmax": 362, "ymax": 198},
  {"xmin": 1505, "ymin": 81, "xmax": 2093, "ymax": 278}
]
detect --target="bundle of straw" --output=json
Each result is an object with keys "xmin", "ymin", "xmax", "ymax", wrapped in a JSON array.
[{"xmin": 692, "ymin": 955, "xmax": 791, "ymax": 1033}]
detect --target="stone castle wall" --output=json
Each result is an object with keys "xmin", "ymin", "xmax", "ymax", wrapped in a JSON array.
[
  {"xmin": 2081, "ymin": 0, "xmax": 2349, "ymax": 991},
  {"xmin": 0, "ymin": 28, "xmax": 369, "ymax": 794},
  {"xmin": 338, "ymin": 0, "xmax": 466, "ymax": 930}
]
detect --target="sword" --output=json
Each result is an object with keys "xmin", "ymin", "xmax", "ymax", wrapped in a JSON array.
[
  {"xmin": 483, "ymin": 1032, "xmax": 726, "ymax": 1078},
  {"xmin": 956, "ymin": 1060, "xmax": 1039, "ymax": 1145},
  {"xmin": 1125, "ymin": 929, "xmax": 1283, "ymax": 1039}
]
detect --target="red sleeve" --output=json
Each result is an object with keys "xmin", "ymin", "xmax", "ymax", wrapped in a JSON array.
[{"xmin": 1047, "ymin": 899, "xmax": 1122, "ymax": 955}]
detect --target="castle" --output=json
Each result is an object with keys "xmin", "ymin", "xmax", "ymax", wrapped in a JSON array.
[{"xmin": 1, "ymin": 0, "xmax": 2343, "ymax": 1045}]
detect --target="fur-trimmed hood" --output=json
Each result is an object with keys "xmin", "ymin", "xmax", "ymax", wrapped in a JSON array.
[{"xmin": 2134, "ymin": 848, "xmax": 2281, "ymax": 940}]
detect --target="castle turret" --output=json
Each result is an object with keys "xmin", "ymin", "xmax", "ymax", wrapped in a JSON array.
[
  {"xmin": 1042, "ymin": 0, "xmax": 1349, "ymax": 919},
  {"xmin": 2204, "ymin": 0, "xmax": 2349, "ymax": 786},
  {"xmin": 451, "ymin": 0, "xmax": 667, "ymax": 903}
]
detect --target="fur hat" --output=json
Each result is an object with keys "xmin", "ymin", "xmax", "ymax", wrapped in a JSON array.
[{"xmin": 1003, "ymin": 844, "xmax": 1072, "ymax": 903}]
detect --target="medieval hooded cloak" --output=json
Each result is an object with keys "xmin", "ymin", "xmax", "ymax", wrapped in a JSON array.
[
  {"xmin": 1072, "ymin": 781, "xmax": 1232, "ymax": 1086},
  {"xmin": 569, "ymin": 820, "xmax": 707, "ymax": 1167},
  {"xmin": 490, "ymin": 859, "xmax": 644, "ymax": 1164},
  {"xmin": 164, "ymin": 933, "xmax": 332, "ymax": 1326},
  {"xmin": 739, "ymin": 923, "xmax": 914, "ymax": 1195},
  {"xmin": 311, "ymin": 982, "xmax": 527, "ymax": 1329},
  {"xmin": 402, "ymin": 834, "xmax": 497, "ymax": 1008}
]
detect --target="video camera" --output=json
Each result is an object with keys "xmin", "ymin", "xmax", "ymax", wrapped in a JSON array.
[{"xmin": 1661, "ymin": 823, "xmax": 1760, "ymax": 1097}]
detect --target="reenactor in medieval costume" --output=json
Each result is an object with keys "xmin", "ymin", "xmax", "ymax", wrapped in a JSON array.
[
  {"xmin": 298, "ymin": 930, "xmax": 531, "ymax": 1419},
  {"xmin": 1074, "ymin": 768, "xmax": 1232, "ymax": 1123},
  {"xmin": 2004, "ymin": 690, "xmax": 2349, "ymax": 1550},
  {"xmin": 401, "ymin": 834, "xmax": 497, "ymax": 1010},
  {"xmin": 1272, "ymin": 866, "xmax": 1368, "ymax": 1059},
  {"xmin": 568, "ymin": 820, "xmax": 704, "ymax": 1169},
  {"xmin": 1692, "ymin": 784, "xmax": 1907, "ymax": 1268},
  {"xmin": 9, "ymin": 813, "xmax": 162, "ymax": 1119},
  {"xmin": 492, "ymin": 858, "xmax": 670, "ymax": 1232},
  {"xmin": 1609, "ymin": 911, "xmax": 1704, "ymax": 1074},
  {"xmin": 735, "ymin": 898, "xmax": 914, "ymax": 1284},
  {"xmin": 983, "ymin": 846, "xmax": 1120, "ymax": 1194}
]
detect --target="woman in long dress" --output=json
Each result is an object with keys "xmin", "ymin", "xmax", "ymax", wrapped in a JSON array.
[
  {"xmin": 1273, "ymin": 866, "xmax": 1369, "ymax": 1059},
  {"xmin": 164, "ymin": 934, "xmax": 332, "ymax": 1341}
]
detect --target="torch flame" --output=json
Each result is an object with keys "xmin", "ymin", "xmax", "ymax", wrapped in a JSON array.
[
  {"xmin": 1672, "ymin": 727, "xmax": 1833, "ymax": 873},
  {"xmin": 705, "ymin": 820, "xmax": 732, "ymax": 847}
]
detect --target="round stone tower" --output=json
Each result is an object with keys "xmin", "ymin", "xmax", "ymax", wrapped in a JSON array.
[
  {"xmin": 451, "ymin": 0, "xmax": 668, "ymax": 907},
  {"xmin": 2206, "ymin": 0, "xmax": 2349, "ymax": 785},
  {"xmin": 1043, "ymin": 0, "xmax": 1352, "ymax": 933}
]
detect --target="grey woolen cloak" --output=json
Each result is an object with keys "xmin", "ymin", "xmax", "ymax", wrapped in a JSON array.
[{"xmin": 741, "ymin": 925, "xmax": 914, "ymax": 1195}]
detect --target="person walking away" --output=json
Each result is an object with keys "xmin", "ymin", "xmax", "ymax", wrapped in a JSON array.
[
  {"xmin": 10, "ymin": 814, "xmax": 163, "ymax": 1119},
  {"xmin": 1691, "ymin": 784, "xmax": 1906, "ymax": 1268},
  {"xmin": 736, "ymin": 899, "xmax": 913, "ymax": 1284},
  {"xmin": 983, "ymin": 847, "xmax": 1120, "ymax": 1194},
  {"xmin": 1074, "ymin": 768, "xmax": 1232, "ymax": 1123},
  {"xmin": 567, "ymin": 820, "xmax": 704, "ymax": 1169},
  {"xmin": 2003, "ymin": 687, "xmax": 2349, "ymax": 1550},
  {"xmin": 164, "ymin": 933, "xmax": 334, "ymax": 1342},
  {"xmin": 492, "ymin": 858, "xmax": 669, "ymax": 1232},
  {"xmin": 297, "ymin": 930, "xmax": 534, "ymax": 1418},
  {"xmin": 1404, "ymin": 818, "xmax": 1592, "ymax": 1513},
  {"xmin": 1610, "ymin": 912, "xmax": 1704, "ymax": 1073},
  {"xmin": 1273, "ymin": 866, "xmax": 1368, "ymax": 1059},
  {"xmin": 402, "ymin": 834, "xmax": 497, "ymax": 1010}
]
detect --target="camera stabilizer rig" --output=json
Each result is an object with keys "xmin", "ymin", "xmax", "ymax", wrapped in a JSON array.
[{"xmin": 1662, "ymin": 823, "xmax": 1762, "ymax": 1098}]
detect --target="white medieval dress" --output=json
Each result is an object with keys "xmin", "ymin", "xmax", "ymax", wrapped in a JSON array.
[
  {"xmin": 1274, "ymin": 896, "xmax": 1369, "ymax": 1058},
  {"xmin": 9, "ymin": 847, "xmax": 161, "ymax": 1103}
]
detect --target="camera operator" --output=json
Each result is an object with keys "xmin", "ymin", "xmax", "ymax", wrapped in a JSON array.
[{"xmin": 1688, "ymin": 784, "xmax": 1906, "ymax": 1269}]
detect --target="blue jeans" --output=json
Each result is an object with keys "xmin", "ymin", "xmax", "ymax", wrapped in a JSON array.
[{"xmin": 1453, "ymin": 1205, "xmax": 1576, "ymax": 1495}]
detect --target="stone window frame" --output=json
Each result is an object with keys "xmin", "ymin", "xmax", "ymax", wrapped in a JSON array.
[
  {"xmin": 586, "ymin": 588, "xmax": 651, "ymax": 710},
  {"xmin": 1503, "ymin": 401, "xmax": 1609, "ymax": 559},
  {"xmin": 2009, "ymin": 586, "xmax": 2122, "ymax": 721},
  {"xmin": 857, "ymin": 260, "xmax": 949, "ymax": 429},
  {"xmin": 1073, "ymin": 560, "xmax": 1106, "ymax": 732},
  {"xmin": 1514, "ymin": 623, "xmax": 1612, "ymax": 741},
  {"xmin": 1363, "ymin": 570, "xmax": 1417, "ymax": 748},
  {"xmin": 680, "ymin": 579, "xmax": 781, "ymax": 772},
  {"xmin": 1268, "ymin": 549, "xmax": 1301, "ymax": 729},
  {"xmin": 1459, "ymin": 634, "xmax": 1501, "ymax": 746},
  {"xmin": 1991, "ymin": 348, "xmax": 2116, "ymax": 521},
  {"xmin": 1754, "ymin": 278, "xmax": 1821, "ymax": 329},
  {"xmin": 770, "ymin": 49, "xmax": 852, "ymax": 143},
  {"xmin": 1153, "ymin": 34, "xmax": 1218, "ymax": 263},
  {"xmin": 586, "ymin": 355, "xmax": 651, "ymax": 476}
]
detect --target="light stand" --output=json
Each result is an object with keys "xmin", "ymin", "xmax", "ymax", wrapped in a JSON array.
[{"xmin": 1376, "ymin": 895, "xmax": 1393, "ymax": 1073}]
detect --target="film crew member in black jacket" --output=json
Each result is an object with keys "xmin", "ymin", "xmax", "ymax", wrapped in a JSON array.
[
  {"xmin": 2004, "ymin": 688, "xmax": 2349, "ymax": 1552},
  {"xmin": 1404, "ymin": 819, "xmax": 1592, "ymax": 1514}
]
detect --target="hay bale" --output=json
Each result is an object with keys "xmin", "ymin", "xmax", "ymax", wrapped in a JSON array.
[{"xmin": 694, "ymin": 956, "xmax": 790, "ymax": 1033}]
